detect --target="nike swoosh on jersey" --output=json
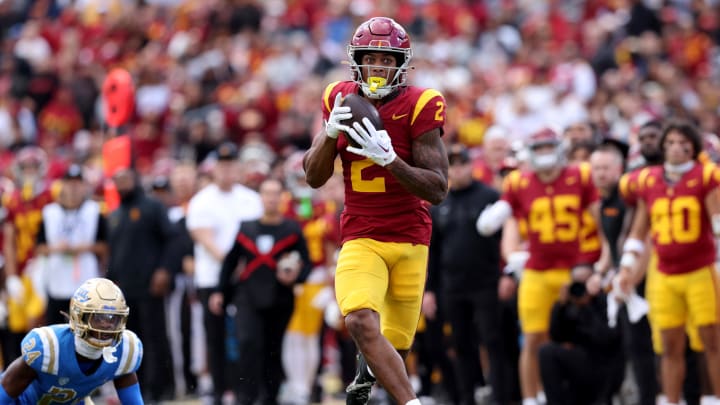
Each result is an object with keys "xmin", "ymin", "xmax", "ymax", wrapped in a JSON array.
[{"xmin": 392, "ymin": 113, "xmax": 409, "ymax": 120}]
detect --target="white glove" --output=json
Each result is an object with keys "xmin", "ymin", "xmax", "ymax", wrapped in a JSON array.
[
  {"xmin": 6, "ymin": 274, "xmax": 23, "ymax": 300},
  {"xmin": 345, "ymin": 118, "xmax": 397, "ymax": 167},
  {"xmin": 310, "ymin": 286, "xmax": 335, "ymax": 310},
  {"xmin": 505, "ymin": 251, "xmax": 529, "ymax": 276},
  {"xmin": 476, "ymin": 200, "xmax": 512, "ymax": 236},
  {"xmin": 277, "ymin": 251, "xmax": 302, "ymax": 273},
  {"xmin": 324, "ymin": 302, "xmax": 342, "ymax": 330},
  {"xmin": 325, "ymin": 93, "xmax": 352, "ymax": 139}
]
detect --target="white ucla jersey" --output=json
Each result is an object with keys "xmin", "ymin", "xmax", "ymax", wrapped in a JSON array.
[{"xmin": 10, "ymin": 324, "xmax": 143, "ymax": 404}]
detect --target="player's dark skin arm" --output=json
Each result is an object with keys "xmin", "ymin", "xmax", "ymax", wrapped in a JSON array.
[
  {"xmin": 113, "ymin": 372, "xmax": 139, "ymax": 389},
  {"xmin": 1, "ymin": 357, "xmax": 38, "ymax": 397},
  {"xmin": 385, "ymin": 128, "xmax": 448, "ymax": 205},
  {"xmin": 0, "ymin": 357, "xmax": 139, "ymax": 398},
  {"xmin": 303, "ymin": 131, "xmax": 338, "ymax": 188}
]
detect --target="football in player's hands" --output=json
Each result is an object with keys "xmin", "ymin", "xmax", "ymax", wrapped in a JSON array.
[{"xmin": 340, "ymin": 93, "xmax": 384, "ymax": 148}]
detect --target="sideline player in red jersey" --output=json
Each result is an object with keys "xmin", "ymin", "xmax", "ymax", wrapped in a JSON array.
[
  {"xmin": 478, "ymin": 128, "xmax": 599, "ymax": 405},
  {"xmin": 2, "ymin": 146, "xmax": 55, "ymax": 362},
  {"xmin": 618, "ymin": 121, "xmax": 720, "ymax": 405},
  {"xmin": 303, "ymin": 16, "xmax": 448, "ymax": 405}
]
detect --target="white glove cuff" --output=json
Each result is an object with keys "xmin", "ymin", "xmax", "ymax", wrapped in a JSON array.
[
  {"xmin": 380, "ymin": 150, "xmax": 397, "ymax": 167},
  {"xmin": 623, "ymin": 238, "xmax": 645, "ymax": 254},
  {"xmin": 506, "ymin": 251, "xmax": 530, "ymax": 274}
]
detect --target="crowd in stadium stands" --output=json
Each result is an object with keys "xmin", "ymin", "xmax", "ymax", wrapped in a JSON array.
[{"xmin": 2, "ymin": 0, "xmax": 720, "ymax": 404}]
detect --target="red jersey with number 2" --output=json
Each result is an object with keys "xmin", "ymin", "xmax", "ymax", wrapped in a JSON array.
[{"xmin": 321, "ymin": 81, "xmax": 446, "ymax": 245}]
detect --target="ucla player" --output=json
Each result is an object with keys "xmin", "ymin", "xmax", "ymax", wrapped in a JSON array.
[{"xmin": 0, "ymin": 278, "xmax": 143, "ymax": 404}]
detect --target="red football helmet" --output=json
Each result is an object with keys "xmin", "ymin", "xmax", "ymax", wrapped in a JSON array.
[
  {"xmin": 348, "ymin": 17, "xmax": 413, "ymax": 99},
  {"xmin": 13, "ymin": 146, "xmax": 48, "ymax": 199},
  {"xmin": 14, "ymin": 146, "xmax": 47, "ymax": 176},
  {"xmin": 284, "ymin": 151, "xmax": 313, "ymax": 199},
  {"xmin": 526, "ymin": 127, "xmax": 564, "ymax": 171}
]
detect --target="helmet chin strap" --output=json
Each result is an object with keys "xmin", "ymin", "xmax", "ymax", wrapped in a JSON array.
[
  {"xmin": 74, "ymin": 335, "xmax": 118, "ymax": 363},
  {"xmin": 74, "ymin": 335, "xmax": 103, "ymax": 359},
  {"xmin": 531, "ymin": 153, "xmax": 560, "ymax": 171}
]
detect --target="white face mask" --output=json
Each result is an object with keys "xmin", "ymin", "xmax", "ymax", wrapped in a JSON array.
[
  {"xmin": 664, "ymin": 161, "xmax": 695, "ymax": 175},
  {"xmin": 74, "ymin": 335, "xmax": 119, "ymax": 363},
  {"xmin": 74, "ymin": 335, "xmax": 103, "ymax": 359},
  {"xmin": 531, "ymin": 153, "xmax": 559, "ymax": 171}
]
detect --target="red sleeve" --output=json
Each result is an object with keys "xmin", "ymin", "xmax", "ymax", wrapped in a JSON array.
[
  {"xmin": 618, "ymin": 172, "xmax": 637, "ymax": 207},
  {"xmin": 3, "ymin": 194, "xmax": 16, "ymax": 223},
  {"xmin": 633, "ymin": 168, "xmax": 652, "ymax": 203},
  {"xmin": 578, "ymin": 163, "xmax": 598, "ymax": 210},
  {"xmin": 321, "ymin": 81, "xmax": 344, "ymax": 122},
  {"xmin": 501, "ymin": 170, "xmax": 522, "ymax": 217},
  {"xmin": 409, "ymin": 89, "xmax": 446, "ymax": 139},
  {"xmin": 702, "ymin": 163, "xmax": 720, "ymax": 197}
]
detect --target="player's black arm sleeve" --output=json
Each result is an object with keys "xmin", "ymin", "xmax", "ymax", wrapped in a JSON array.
[{"xmin": 216, "ymin": 237, "xmax": 246, "ymax": 301}]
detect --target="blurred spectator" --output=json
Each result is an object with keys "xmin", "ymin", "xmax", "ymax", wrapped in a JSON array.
[
  {"xmin": 568, "ymin": 140, "xmax": 596, "ymax": 164},
  {"xmin": 472, "ymin": 125, "xmax": 511, "ymax": 189},
  {"xmin": 164, "ymin": 162, "xmax": 200, "ymax": 398},
  {"xmin": 186, "ymin": 142, "xmax": 263, "ymax": 404},
  {"xmin": 427, "ymin": 144, "xmax": 514, "ymax": 405},
  {"xmin": 35, "ymin": 164, "xmax": 107, "ymax": 325},
  {"xmin": 210, "ymin": 178, "xmax": 311, "ymax": 405},
  {"xmin": 106, "ymin": 167, "xmax": 176, "ymax": 401},
  {"xmin": 563, "ymin": 122, "xmax": 596, "ymax": 149}
]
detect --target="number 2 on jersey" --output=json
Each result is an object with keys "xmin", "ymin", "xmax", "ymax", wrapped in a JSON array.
[
  {"xmin": 38, "ymin": 387, "xmax": 77, "ymax": 405},
  {"xmin": 650, "ymin": 196, "xmax": 701, "ymax": 244},
  {"xmin": 350, "ymin": 159, "xmax": 386, "ymax": 193},
  {"xmin": 528, "ymin": 195, "xmax": 580, "ymax": 243}
]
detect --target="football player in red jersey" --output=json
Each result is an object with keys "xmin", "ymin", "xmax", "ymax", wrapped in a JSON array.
[
  {"xmin": 303, "ymin": 16, "xmax": 448, "ymax": 405},
  {"xmin": 478, "ymin": 128, "xmax": 599, "ymax": 405},
  {"xmin": 2, "ymin": 146, "xmax": 54, "ymax": 361},
  {"xmin": 613, "ymin": 121, "xmax": 666, "ymax": 405},
  {"xmin": 618, "ymin": 121, "xmax": 720, "ymax": 405}
]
